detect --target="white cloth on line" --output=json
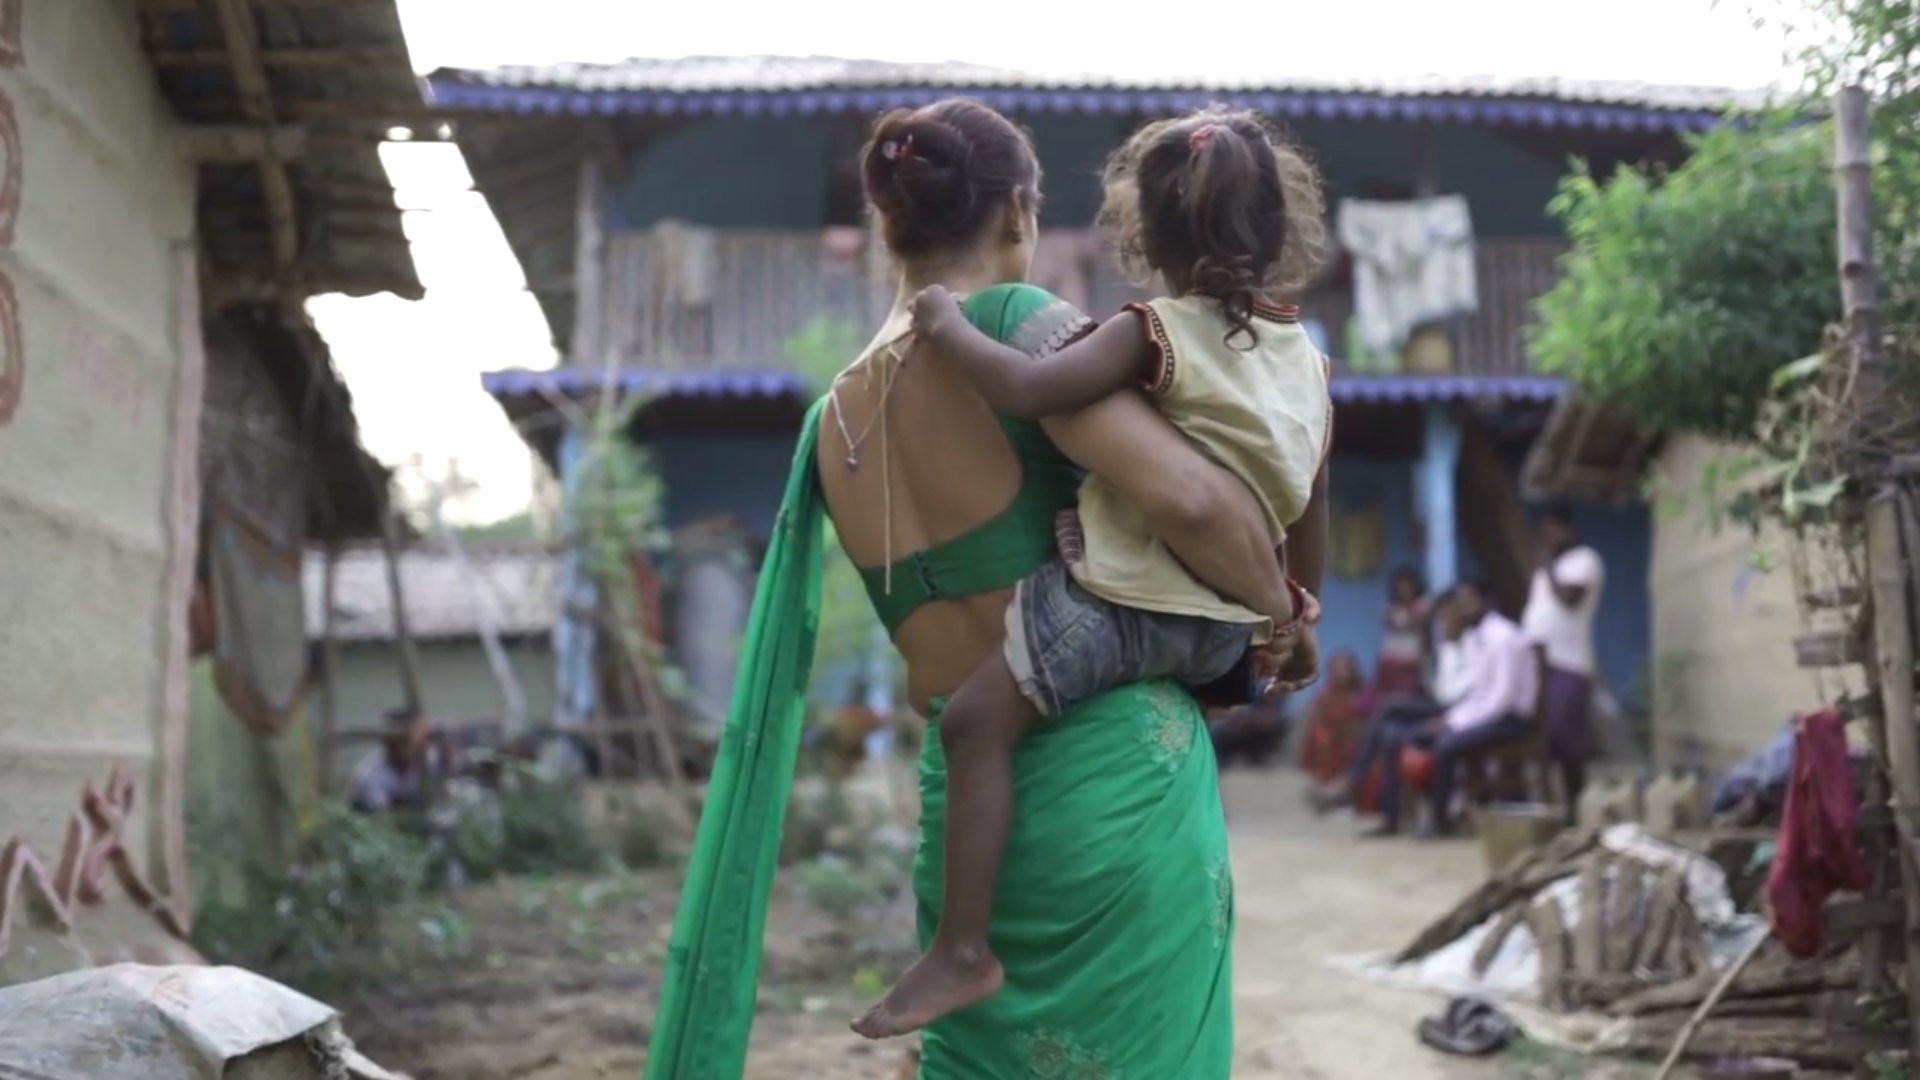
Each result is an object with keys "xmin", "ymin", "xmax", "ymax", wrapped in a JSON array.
[
  {"xmin": 1336, "ymin": 196, "xmax": 1479, "ymax": 356},
  {"xmin": 648, "ymin": 219, "xmax": 718, "ymax": 307}
]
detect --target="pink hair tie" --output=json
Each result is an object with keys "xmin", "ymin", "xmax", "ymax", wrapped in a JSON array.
[
  {"xmin": 881, "ymin": 134, "xmax": 917, "ymax": 161},
  {"xmin": 1188, "ymin": 124, "xmax": 1218, "ymax": 151}
]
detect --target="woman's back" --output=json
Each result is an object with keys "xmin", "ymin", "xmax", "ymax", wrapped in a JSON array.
[{"xmin": 818, "ymin": 305, "xmax": 1056, "ymax": 711}]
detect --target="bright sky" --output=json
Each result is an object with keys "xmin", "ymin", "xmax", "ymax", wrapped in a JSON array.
[{"xmin": 308, "ymin": 0, "xmax": 1798, "ymax": 525}]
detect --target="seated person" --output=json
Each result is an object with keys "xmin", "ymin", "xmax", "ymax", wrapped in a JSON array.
[
  {"xmin": 1376, "ymin": 567, "xmax": 1430, "ymax": 696},
  {"xmin": 1373, "ymin": 587, "xmax": 1473, "ymax": 731},
  {"xmin": 1297, "ymin": 652, "xmax": 1375, "ymax": 788},
  {"xmin": 1318, "ymin": 581, "xmax": 1537, "ymax": 837},
  {"xmin": 1311, "ymin": 589, "xmax": 1466, "ymax": 811},
  {"xmin": 349, "ymin": 706, "xmax": 442, "ymax": 814}
]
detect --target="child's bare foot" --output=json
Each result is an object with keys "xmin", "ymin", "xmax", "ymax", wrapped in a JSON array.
[{"xmin": 851, "ymin": 945, "xmax": 1004, "ymax": 1040}]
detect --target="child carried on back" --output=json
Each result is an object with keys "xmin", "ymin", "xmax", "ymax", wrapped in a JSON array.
[{"xmin": 852, "ymin": 107, "xmax": 1335, "ymax": 1040}]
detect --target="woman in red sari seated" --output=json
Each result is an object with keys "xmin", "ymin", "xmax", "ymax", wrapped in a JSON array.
[{"xmin": 1297, "ymin": 651, "xmax": 1376, "ymax": 790}]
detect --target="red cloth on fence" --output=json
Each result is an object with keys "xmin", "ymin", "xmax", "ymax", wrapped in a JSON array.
[{"xmin": 1766, "ymin": 706, "xmax": 1871, "ymax": 958}]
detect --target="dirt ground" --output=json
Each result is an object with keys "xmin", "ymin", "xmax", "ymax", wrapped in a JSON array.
[
  {"xmin": 344, "ymin": 766, "xmax": 1672, "ymax": 1080},
  {"xmin": 1218, "ymin": 770, "xmax": 1665, "ymax": 1080}
]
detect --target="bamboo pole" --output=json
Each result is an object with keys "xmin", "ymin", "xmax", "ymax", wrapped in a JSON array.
[
  {"xmin": 377, "ymin": 509, "xmax": 424, "ymax": 716},
  {"xmin": 1834, "ymin": 87, "xmax": 1893, "ymax": 1078},
  {"xmin": 318, "ymin": 541, "xmax": 342, "ymax": 792},
  {"xmin": 599, "ymin": 605, "xmax": 696, "ymax": 825},
  {"xmin": 1837, "ymin": 88, "xmax": 1883, "ymax": 408},
  {"xmin": 207, "ymin": 0, "xmax": 298, "ymax": 275},
  {"xmin": 1868, "ymin": 498, "xmax": 1920, "ymax": 920},
  {"xmin": 578, "ymin": 131, "xmax": 610, "ymax": 379},
  {"xmin": 574, "ymin": 138, "xmax": 621, "ymax": 778},
  {"xmin": 1837, "ymin": 84, "xmax": 1920, "ymax": 1070},
  {"xmin": 1865, "ymin": 494, "xmax": 1920, "ymax": 1068},
  {"xmin": 432, "ymin": 503, "xmax": 529, "ymax": 727},
  {"xmin": 1650, "ymin": 932, "xmax": 1779, "ymax": 1080}
]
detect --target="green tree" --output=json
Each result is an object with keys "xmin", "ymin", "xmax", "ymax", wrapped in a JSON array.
[
  {"xmin": 1792, "ymin": 0, "xmax": 1920, "ymax": 251},
  {"xmin": 1530, "ymin": 120, "xmax": 1841, "ymax": 439},
  {"xmin": 1533, "ymin": 0, "xmax": 1920, "ymax": 444}
]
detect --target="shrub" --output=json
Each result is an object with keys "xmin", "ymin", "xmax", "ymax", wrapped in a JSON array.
[
  {"xmin": 494, "ymin": 765, "xmax": 609, "ymax": 876},
  {"xmin": 1530, "ymin": 121, "xmax": 1841, "ymax": 440},
  {"xmin": 191, "ymin": 804, "xmax": 431, "ymax": 992}
]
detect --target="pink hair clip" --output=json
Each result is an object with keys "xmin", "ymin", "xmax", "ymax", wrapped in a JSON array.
[
  {"xmin": 881, "ymin": 134, "xmax": 917, "ymax": 162},
  {"xmin": 1188, "ymin": 124, "xmax": 1219, "ymax": 151}
]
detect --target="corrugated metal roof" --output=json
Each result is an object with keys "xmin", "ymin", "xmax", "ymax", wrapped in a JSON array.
[
  {"xmin": 481, "ymin": 368, "xmax": 814, "ymax": 401},
  {"xmin": 482, "ymin": 366, "xmax": 1558, "ymax": 409},
  {"xmin": 143, "ymin": 1, "xmax": 424, "ymax": 300},
  {"xmin": 305, "ymin": 546, "xmax": 559, "ymax": 642},
  {"xmin": 429, "ymin": 56, "xmax": 1767, "ymax": 131},
  {"xmin": 1332, "ymin": 374, "xmax": 1565, "ymax": 404}
]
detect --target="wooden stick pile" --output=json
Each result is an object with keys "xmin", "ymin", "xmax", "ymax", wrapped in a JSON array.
[{"xmin": 1394, "ymin": 828, "xmax": 1864, "ymax": 1069}]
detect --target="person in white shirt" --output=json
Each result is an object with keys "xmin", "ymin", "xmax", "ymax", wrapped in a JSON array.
[
  {"xmin": 1432, "ymin": 617, "xmax": 1474, "ymax": 708},
  {"xmin": 1314, "ymin": 586, "xmax": 1485, "ymax": 834},
  {"xmin": 349, "ymin": 707, "xmax": 442, "ymax": 814},
  {"xmin": 1521, "ymin": 504, "xmax": 1605, "ymax": 823},
  {"xmin": 1416, "ymin": 581, "xmax": 1541, "ymax": 835}
]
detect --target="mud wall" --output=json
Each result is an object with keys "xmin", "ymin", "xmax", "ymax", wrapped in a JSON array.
[
  {"xmin": 1648, "ymin": 435, "xmax": 1843, "ymax": 772},
  {"xmin": 0, "ymin": 0, "xmax": 201, "ymax": 981}
]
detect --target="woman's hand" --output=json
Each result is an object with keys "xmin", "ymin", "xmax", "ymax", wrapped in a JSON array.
[
  {"xmin": 908, "ymin": 285, "xmax": 965, "ymax": 344},
  {"xmin": 1257, "ymin": 625, "xmax": 1321, "ymax": 694}
]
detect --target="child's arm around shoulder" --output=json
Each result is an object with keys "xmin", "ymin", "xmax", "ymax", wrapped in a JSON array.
[{"xmin": 910, "ymin": 285, "xmax": 1156, "ymax": 419}]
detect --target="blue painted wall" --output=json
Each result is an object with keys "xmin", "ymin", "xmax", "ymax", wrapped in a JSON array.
[
  {"xmin": 1025, "ymin": 114, "xmax": 1122, "ymax": 228},
  {"xmin": 1285, "ymin": 119, "xmax": 1565, "ymax": 236},
  {"xmin": 641, "ymin": 427, "xmax": 1652, "ymax": 704},
  {"xmin": 646, "ymin": 434, "xmax": 796, "ymax": 536},
  {"xmin": 1493, "ymin": 442, "xmax": 1654, "ymax": 702},
  {"xmin": 604, "ymin": 114, "xmax": 1567, "ymax": 237},
  {"xmin": 1315, "ymin": 454, "xmax": 1421, "ymax": 680},
  {"xmin": 1312, "ymin": 449, "xmax": 1649, "ymax": 702},
  {"xmin": 610, "ymin": 117, "xmax": 835, "ymax": 229},
  {"xmin": 1429, "ymin": 124, "xmax": 1564, "ymax": 236},
  {"xmin": 1567, "ymin": 499, "xmax": 1653, "ymax": 704}
]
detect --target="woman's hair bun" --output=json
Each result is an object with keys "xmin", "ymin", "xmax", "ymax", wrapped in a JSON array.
[{"xmin": 860, "ymin": 100, "xmax": 1038, "ymax": 259}]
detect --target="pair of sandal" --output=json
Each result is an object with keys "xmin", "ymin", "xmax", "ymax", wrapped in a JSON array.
[{"xmin": 1416, "ymin": 997, "xmax": 1515, "ymax": 1057}]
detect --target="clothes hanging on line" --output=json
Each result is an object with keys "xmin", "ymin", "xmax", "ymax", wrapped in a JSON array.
[
  {"xmin": 647, "ymin": 219, "xmax": 718, "ymax": 308},
  {"xmin": 1337, "ymin": 196, "xmax": 1479, "ymax": 357}
]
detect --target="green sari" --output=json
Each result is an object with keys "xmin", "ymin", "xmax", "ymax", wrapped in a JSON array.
[{"xmin": 645, "ymin": 285, "xmax": 1235, "ymax": 1079}]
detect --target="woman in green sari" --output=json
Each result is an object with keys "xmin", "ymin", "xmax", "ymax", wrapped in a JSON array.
[{"xmin": 645, "ymin": 100, "xmax": 1300, "ymax": 1079}]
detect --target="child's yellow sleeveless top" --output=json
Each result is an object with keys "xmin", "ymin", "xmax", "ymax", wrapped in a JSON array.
[{"xmin": 1069, "ymin": 295, "xmax": 1332, "ymax": 640}]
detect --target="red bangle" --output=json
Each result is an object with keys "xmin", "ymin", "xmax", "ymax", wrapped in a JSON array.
[
  {"xmin": 1287, "ymin": 578, "xmax": 1318, "ymax": 625},
  {"xmin": 1268, "ymin": 579, "xmax": 1314, "ymax": 642}
]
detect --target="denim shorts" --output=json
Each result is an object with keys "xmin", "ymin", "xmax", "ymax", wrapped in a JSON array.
[{"xmin": 1002, "ymin": 557, "xmax": 1254, "ymax": 718}]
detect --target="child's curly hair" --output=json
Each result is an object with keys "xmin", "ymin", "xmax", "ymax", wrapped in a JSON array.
[{"xmin": 1097, "ymin": 106, "xmax": 1329, "ymax": 348}]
